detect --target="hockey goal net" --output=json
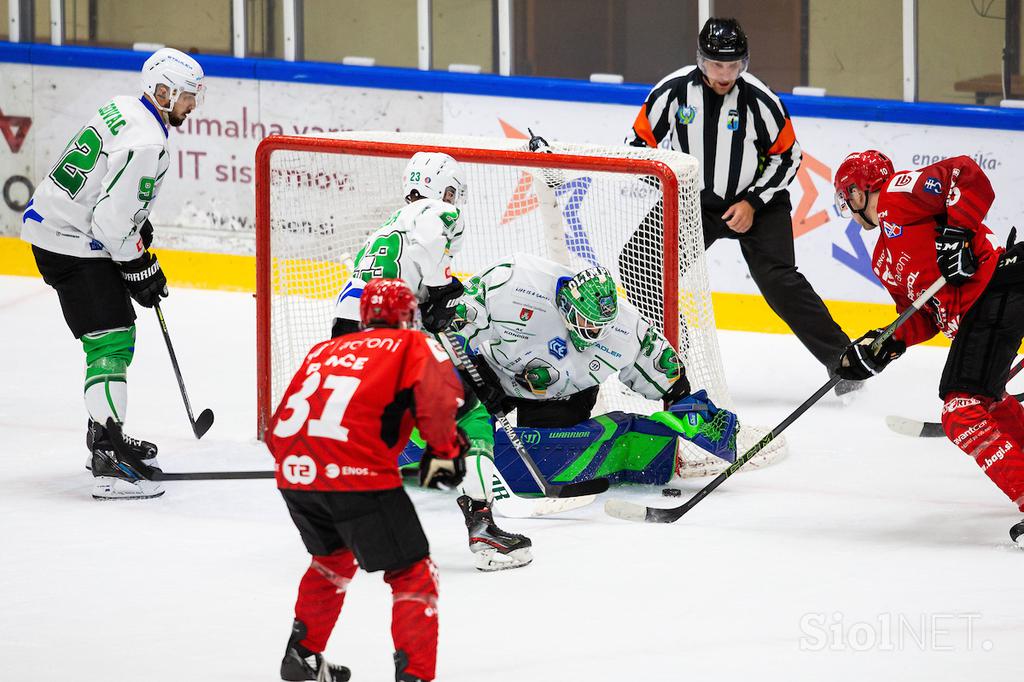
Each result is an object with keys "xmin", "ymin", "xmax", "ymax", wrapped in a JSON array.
[{"xmin": 255, "ymin": 131, "xmax": 785, "ymax": 478}]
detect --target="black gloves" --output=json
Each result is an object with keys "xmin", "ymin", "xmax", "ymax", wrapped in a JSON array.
[
  {"xmin": 118, "ymin": 251, "xmax": 167, "ymax": 308},
  {"xmin": 421, "ymin": 278, "xmax": 465, "ymax": 333},
  {"xmin": 835, "ymin": 329, "xmax": 906, "ymax": 381},
  {"xmin": 935, "ymin": 225, "xmax": 977, "ymax": 286},
  {"xmin": 419, "ymin": 428, "xmax": 469, "ymax": 489}
]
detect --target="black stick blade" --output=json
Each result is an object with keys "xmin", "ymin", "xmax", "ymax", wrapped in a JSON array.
[
  {"xmin": 193, "ymin": 409, "xmax": 215, "ymax": 439},
  {"xmin": 552, "ymin": 476, "xmax": 610, "ymax": 498}
]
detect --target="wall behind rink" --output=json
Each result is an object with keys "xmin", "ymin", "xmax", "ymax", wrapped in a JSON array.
[{"xmin": 3, "ymin": 44, "xmax": 1024, "ymax": 339}]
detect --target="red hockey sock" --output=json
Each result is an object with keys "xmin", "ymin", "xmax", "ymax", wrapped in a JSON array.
[
  {"xmin": 990, "ymin": 394, "xmax": 1024, "ymax": 447},
  {"xmin": 384, "ymin": 557, "xmax": 440, "ymax": 681},
  {"xmin": 942, "ymin": 392, "xmax": 1024, "ymax": 511},
  {"xmin": 293, "ymin": 549, "xmax": 359, "ymax": 653}
]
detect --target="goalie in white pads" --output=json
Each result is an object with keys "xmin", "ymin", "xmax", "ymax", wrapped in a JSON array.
[
  {"xmin": 20, "ymin": 48, "xmax": 205, "ymax": 500},
  {"xmin": 447, "ymin": 255, "xmax": 739, "ymax": 567}
]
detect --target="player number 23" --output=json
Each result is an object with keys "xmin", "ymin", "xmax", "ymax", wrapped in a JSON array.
[{"xmin": 272, "ymin": 372, "xmax": 360, "ymax": 442}]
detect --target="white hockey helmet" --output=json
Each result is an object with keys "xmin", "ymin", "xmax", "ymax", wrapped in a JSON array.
[
  {"xmin": 403, "ymin": 152, "xmax": 467, "ymax": 206},
  {"xmin": 141, "ymin": 48, "xmax": 206, "ymax": 112}
]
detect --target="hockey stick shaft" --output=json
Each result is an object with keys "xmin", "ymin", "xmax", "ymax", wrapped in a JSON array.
[
  {"xmin": 440, "ymin": 331, "xmax": 608, "ymax": 498},
  {"xmin": 154, "ymin": 470, "xmax": 274, "ymax": 481},
  {"xmin": 154, "ymin": 303, "xmax": 214, "ymax": 439},
  {"xmin": 607, "ymin": 276, "xmax": 946, "ymax": 523}
]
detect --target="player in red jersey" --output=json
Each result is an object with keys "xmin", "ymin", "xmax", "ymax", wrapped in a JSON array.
[
  {"xmin": 833, "ymin": 150, "xmax": 1024, "ymax": 547},
  {"xmin": 267, "ymin": 278, "xmax": 467, "ymax": 682}
]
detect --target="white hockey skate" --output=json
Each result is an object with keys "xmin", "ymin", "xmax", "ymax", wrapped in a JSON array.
[{"xmin": 457, "ymin": 495, "xmax": 533, "ymax": 571}]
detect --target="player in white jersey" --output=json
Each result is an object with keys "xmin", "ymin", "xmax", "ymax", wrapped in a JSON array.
[
  {"xmin": 21, "ymin": 48, "xmax": 205, "ymax": 500},
  {"xmin": 330, "ymin": 152, "xmax": 468, "ymax": 337},
  {"xmin": 447, "ymin": 255, "xmax": 738, "ymax": 569}
]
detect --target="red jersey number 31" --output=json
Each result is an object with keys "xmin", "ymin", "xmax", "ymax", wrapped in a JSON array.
[{"xmin": 273, "ymin": 371, "xmax": 360, "ymax": 442}]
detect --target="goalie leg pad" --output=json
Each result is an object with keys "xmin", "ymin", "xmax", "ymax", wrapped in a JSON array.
[
  {"xmin": 384, "ymin": 558, "xmax": 439, "ymax": 681},
  {"xmin": 942, "ymin": 392, "xmax": 1024, "ymax": 510},
  {"xmin": 293, "ymin": 549, "xmax": 358, "ymax": 654},
  {"xmin": 82, "ymin": 326, "xmax": 136, "ymax": 424}
]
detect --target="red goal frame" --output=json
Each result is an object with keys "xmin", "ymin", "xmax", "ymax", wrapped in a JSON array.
[{"xmin": 255, "ymin": 135, "xmax": 680, "ymax": 438}]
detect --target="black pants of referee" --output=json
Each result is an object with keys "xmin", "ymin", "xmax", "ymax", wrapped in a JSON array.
[{"xmin": 620, "ymin": 197, "xmax": 850, "ymax": 370}]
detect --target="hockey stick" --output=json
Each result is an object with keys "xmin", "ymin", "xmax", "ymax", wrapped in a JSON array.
[
  {"xmin": 886, "ymin": 355, "xmax": 1024, "ymax": 438},
  {"xmin": 154, "ymin": 470, "xmax": 274, "ymax": 481},
  {"xmin": 440, "ymin": 331, "xmax": 610, "ymax": 499},
  {"xmin": 605, "ymin": 276, "xmax": 947, "ymax": 524},
  {"xmin": 490, "ymin": 468, "xmax": 598, "ymax": 518},
  {"xmin": 154, "ymin": 303, "xmax": 215, "ymax": 439}
]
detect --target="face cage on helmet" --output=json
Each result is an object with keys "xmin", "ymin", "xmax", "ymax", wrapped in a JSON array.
[
  {"xmin": 697, "ymin": 53, "xmax": 749, "ymax": 80},
  {"xmin": 564, "ymin": 306, "xmax": 614, "ymax": 345},
  {"xmin": 834, "ymin": 187, "xmax": 853, "ymax": 218},
  {"xmin": 153, "ymin": 79, "xmax": 206, "ymax": 114}
]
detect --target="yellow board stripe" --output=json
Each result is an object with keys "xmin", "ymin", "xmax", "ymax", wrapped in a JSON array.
[{"xmin": 0, "ymin": 235, "xmax": 953, "ymax": 347}]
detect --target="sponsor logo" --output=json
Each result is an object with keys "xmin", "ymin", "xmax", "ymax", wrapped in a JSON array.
[
  {"xmin": 883, "ymin": 221, "xmax": 903, "ymax": 238},
  {"xmin": 519, "ymin": 307, "xmax": 534, "ymax": 322},
  {"xmin": 923, "ymin": 177, "xmax": 942, "ymax": 195},
  {"xmin": 593, "ymin": 342, "xmax": 622, "ymax": 358},
  {"xmin": 589, "ymin": 359, "xmax": 601, "ymax": 372},
  {"xmin": 943, "ymin": 396, "xmax": 981, "ymax": 413},
  {"xmin": 726, "ymin": 108, "xmax": 739, "ymax": 131},
  {"xmin": 514, "ymin": 286, "xmax": 547, "ymax": 300},
  {"xmin": 952, "ymin": 421, "xmax": 983, "ymax": 446},
  {"xmin": 282, "ymin": 454, "xmax": 317, "ymax": 485},
  {"xmin": 89, "ymin": 239, "xmax": 104, "ymax": 251},
  {"xmin": 520, "ymin": 430, "xmax": 541, "ymax": 445},
  {"xmin": 342, "ymin": 466, "xmax": 370, "ymax": 476},
  {"xmin": 0, "ymin": 107, "xmax": 32, "ymax": 153},
  {"xmin": 677, "ymin": 105, "xmax": 697, "ymax": 125},
  {"xmin": 550, "ymin": 431, "xmax": 590, "ymax": 439},
  {"xmin": 325, "ymin": 463, "xmax": 340, "ymax": 479},
  {"xmin": 888, "ymin": 171, "xmax": 920, "ymax": 192},
  {"xmin": 947, "ymin": 187, "xmax": 961, "ymax": 207},
  {"xmin": 981, "ymin": 443, "xmax": 1011, "ymax": 471},
  {"xmin": 548, "ymin": 336, "xmax": 568, "ymax": 360}
]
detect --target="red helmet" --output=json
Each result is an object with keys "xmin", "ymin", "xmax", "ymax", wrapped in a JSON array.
[
  {"xmin": 360, "ymin": 278, "xmax": 418, "ymax": 329},
  {"xmin": 833, "ymin": 150, "xmax": 894, "ymax": 215}
]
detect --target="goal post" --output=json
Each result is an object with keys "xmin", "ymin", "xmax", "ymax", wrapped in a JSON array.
[{"xmin": 255, "ymin": 131, "xmax": 785, "ymax": 477}]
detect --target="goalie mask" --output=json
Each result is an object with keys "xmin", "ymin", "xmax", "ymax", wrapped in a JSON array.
[
  {"xmin": 556, "ymin": 266, "xmax": 618, "ymax": 351},
  {"xmin": 403, "ymin": 152, "xmax": 467, "ymax": 207},
  {"xmin": 141, "ymin": 48, "xmax": 206, "ymax": 113}
]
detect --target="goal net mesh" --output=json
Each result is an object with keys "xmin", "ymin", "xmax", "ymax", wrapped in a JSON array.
[{"xmin": 258, "ymin": 131, "xmax": 785, "ymax": 478}]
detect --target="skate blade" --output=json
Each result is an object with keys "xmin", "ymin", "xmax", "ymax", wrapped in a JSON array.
[
  {"xmin": 472, "ymin": 547, "xmax": 533, "ymax": 572},
  {"xmin": 91, "ymin": 476, "xmax": 165, "ymax": 501}
]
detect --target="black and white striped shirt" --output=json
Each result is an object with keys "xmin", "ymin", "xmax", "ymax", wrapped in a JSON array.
[{"xmin": 628, "ymin": 65, "xmax": 801, "ymax": 211}]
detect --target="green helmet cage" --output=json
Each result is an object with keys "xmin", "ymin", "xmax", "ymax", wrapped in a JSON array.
[{"xmin": 556, "ymin": 266, "xmax": 618, "ymax": 351}]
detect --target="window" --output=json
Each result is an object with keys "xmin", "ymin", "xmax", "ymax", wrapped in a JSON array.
[
  {"xmin": 63, "ymin": 0, "xmax": 232, "ymax": 53},
  {"xmin": 919, "ymin": 0, "xmax": 1021, "ymax": 104},
  {"xmin": 246, "ymin": 0, "xmax": 286, "ymax": 59},
  {"xmin": 302, "ymin": 0, "xmax": 417, "ymax": 66},
  {"xmin": 513, "ymin": 0, "xmax": 699, "ymax": 83},
  {"xmin": 433, "ymin": 0, "xmax": 495, "ymax": 72}
]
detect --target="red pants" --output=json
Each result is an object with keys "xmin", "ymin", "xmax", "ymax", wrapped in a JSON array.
[
  {"xmin": 293, "ymin": 550, "xmax": 440, "ymax": 680},
  {"xmin": 942, "ymin": 391, "xmax": 1024, "ymax": 510}
]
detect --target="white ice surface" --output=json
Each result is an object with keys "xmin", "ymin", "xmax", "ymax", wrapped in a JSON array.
[{"xmin": 1, "ymin": 275, "xmax": 1022, "ymax": 681}]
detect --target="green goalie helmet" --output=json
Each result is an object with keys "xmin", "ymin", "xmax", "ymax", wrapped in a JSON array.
[{"xmin": 556, "ymin": 266, "xmax": 618, "ymax": 351}]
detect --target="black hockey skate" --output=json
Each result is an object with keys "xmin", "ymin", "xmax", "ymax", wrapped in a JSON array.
[
  {"xmin": 456, "ymin": 495, "xmax": 533, "ymax": 571},
  {"xmin": 85, "ymin": 419, "xmax": 159, "ymax": 472},
  {"xmin": 394, "ymin": 650, "xmax": 426, "ymax": 682},
  {"xmin": 1011, "ymin": 520, "xmax": 1024, "ymax": 549},
  {"xmin": 90, "ymin": 419, "xmax": 163, "ymax": 501},
  {"xmin": 280, "ymin": 619, "xmax": 351, "ymax": 682}
]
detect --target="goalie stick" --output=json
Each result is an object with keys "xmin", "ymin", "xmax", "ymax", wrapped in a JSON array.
[
  {"xmin": 440, "ymin": 331, "xmax": 610, "ymax": 499},
  {"xmin": 885, "ymin": 356, "xmax": 1024, "ymax": 438},
  {"xmin": 605, "ymin": 276, "xmax": 947, "ymax": 524},
  {"xmin": 155, "ymin": 303, "xmax": 215, "ymax": 439}
]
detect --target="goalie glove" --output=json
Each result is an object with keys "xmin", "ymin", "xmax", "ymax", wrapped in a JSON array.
[
  {"xmin": 935, "ymin": 225, "xmax": 977, "ymax": 286},
  {"xmin": 420, "ymin": 277, "xmax": 465, "ymax": 333},
  {"xmin": 650, "ymin": 389, "xmax": 739, "ymax": 462},
  {"xmin": 835, "ymin": 329, "xmax": 906, "ymax": 381},
  {"xmin": 419, "ymin": 427, "xmax": 468, "ymax": 489},
  {"xmin": 118, "ymin": 251, "xmax": 168, "ymax": 308}
]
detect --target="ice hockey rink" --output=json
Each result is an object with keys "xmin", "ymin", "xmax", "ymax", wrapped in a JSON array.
[{"xmin": 1, "ymin": 273, "xmax": 1021, "ymax": 681}]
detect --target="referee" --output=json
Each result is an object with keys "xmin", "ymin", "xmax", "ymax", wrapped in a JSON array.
[{"xmin": 621, "ymin": 17, "xmax": 857, "ymax": 393}]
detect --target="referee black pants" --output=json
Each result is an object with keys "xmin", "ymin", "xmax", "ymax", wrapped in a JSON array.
[{"xmin": 619, "ymin": 198, "xmax": 849, "ymax": 369}]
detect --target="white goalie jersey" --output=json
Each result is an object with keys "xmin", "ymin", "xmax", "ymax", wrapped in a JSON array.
[
  {"xmin": 333, "ymin": 198, "xmax": 464, "ymax": 324},
  {"xmin": 21, "ymin": 96, "xmax": 171, "ymax": 262},
  {"xmin": 455, "ymin": 254, "xmax": 684, "ymax": 402}
]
